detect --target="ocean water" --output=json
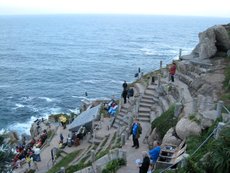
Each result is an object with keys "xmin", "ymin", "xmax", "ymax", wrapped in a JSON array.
[{"xmin": 0, "ymin": 15, "xmax": 229, "ymax": 135}]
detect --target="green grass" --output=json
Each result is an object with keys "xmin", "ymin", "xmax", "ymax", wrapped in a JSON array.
[
  {"xmin": 151, "ymin": 105, "xmax": 177, "ymax": 139},
  {"xmin": 47, "ymin": 150, "xmax": 82, "ymax": 173},
  {"xmin": 66, "ymin": 161, "xmax": 91, "ymax": 173},
  {"xmin": 96, "ymin": 149, "xmax": 110, "ymax": 160}
]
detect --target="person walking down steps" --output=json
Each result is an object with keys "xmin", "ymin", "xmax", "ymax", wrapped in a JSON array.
[{"xmin": 130, "ymin": 118, "xmax": 142, "ymax": 149}]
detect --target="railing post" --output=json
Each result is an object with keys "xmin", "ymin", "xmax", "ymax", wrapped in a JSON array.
[
  {"xmin": 160, "ymin": 60, "xmax": 163, "ymax": 74},
  {"xmin": 174, "ymin": 102, "xmax": 183, "ymax": 117},
  {"xmin": 157, "ymin": 74, "xmax": 161, "ymax": 87},
  {"xmin": 60, "ymin": 167, "xmax": 65, "ymax": 173},
  {"xmin": 214, "ymin": 122, "xmax": 225, "ymax": 139},
  {"xmin": 216, "ymin": 100, "xmax": 224, "ymax": 117},
  {"xmin": 179, "ymin": 49, "xmax": 182, "ymax": 59},
  {"xmin": 192, "ymin": 98, "xmax": 198, "ymax": 113},
  {"xmin": 91, "ymin": 150, "xmax": 96, "ymax": 163},
  {"xmin": 121, "ymin": 133, "xmax": 126, "ymax": 146}
]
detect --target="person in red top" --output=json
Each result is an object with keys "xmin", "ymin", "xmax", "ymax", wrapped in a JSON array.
[{"xmin": 169, "ymin": 62, "xmax": 176, "ymax": 82}]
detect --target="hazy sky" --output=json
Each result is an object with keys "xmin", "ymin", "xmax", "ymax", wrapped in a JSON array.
[{"xmin": 0, "ymin": 0, "xmax": 230, "ymax": 17}]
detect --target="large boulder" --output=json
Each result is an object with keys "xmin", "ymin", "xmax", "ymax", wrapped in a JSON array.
[
  {"xmin": 181, "ymin": 25, "xmax": 230, "ymax": 60},
  {"xmin": 193, "ymin": 27, "xmax": 217, "ymax": 59},
  {"xmin": 147, "ymin": 128, "xmax": 160, "ymax": 146},
  {"xmin": 214, "ymin": 25, "xmax": 230, "ymax": 51},
  {"xmin": 162, "ymin": 128, "xmax": 182, "ymax": 146},
  {"xmin": 200, "ymin": 110, "xmax": 219, "ymax": 129},
  {"xmin": 175, "ymin": 118, "xmax": 201, "ymax": 139}
]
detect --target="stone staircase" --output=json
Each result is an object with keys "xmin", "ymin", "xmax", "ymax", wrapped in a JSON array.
[{"xmin": 113, "ymin": 104, "xmax": 130, "ymax": 129}]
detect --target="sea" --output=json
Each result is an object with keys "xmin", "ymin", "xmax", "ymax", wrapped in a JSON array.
[{"xmin": 0, "ymin": 14, "xmax": 229, "ymax": 135}]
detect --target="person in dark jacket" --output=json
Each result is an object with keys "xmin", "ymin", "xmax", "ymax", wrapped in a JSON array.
[
  {"xmin": 122, "ymin": 89, "xmax": 128, "ymax": 104},
  {"xmin": 139, "ymin": 151, "xmax": 150, "ymax": 173},
  {"xmin": 122, "ymin": 80, "xmax": 128, "ymax": 90}
]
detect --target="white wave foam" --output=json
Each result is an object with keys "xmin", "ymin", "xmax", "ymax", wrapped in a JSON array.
[
  {"xmin": 0, "ymin": 128, "xmax": 8, "ymax": 135},
  {"xmin": 38, "ymin": 97, "xmax": 53, "ymax": 102},
  {"xmin": 109, "ymin": 80, "xmax": 123, "ymax": 84},
  {"xmin": 8, "ymin": 116, "xmax": 38, "ymax": 135},
  {"xmin": 15, "ymin": 103, "xmax": 25, "ymax": 108},
  {"xmin": 140, "ymin": 48, "xmax": 159, "ymax": 56},
  {"xmin": 69, "ymin": 108, "xmax": 80, "ymax": 114},
  {"xmin": 82, "ymin": 79, "xmax": 100, "ymax": 84},
  {"xmin": 6, "ymin": 107, "xmax": 63, "ymax": 136},
  {"xmin": 21, "ymin": 96, "xmax": 34, "ymax": 102}
]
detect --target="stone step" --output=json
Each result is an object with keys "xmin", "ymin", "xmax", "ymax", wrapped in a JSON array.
[
  {"xmin": 142, "ymin": 95, "xmax": 154, "ymax": 100},
  {"xmin": 139, "ymin": 107, "xmax": 151, "ymax": 113},
  {"xmin": 138, "ymin": 114, "xmax": 150, "ymax": 119},
  {"xmin": 137, "ymin": 116, "xmax": 150, "ymax": 123},
  {"xmin": 139, "ymin": 102, "xmax": 153, "ymax": 108},
  {"xmin": 141, "ymin": 98, "xmax": 155, "ymax": 104},
  {"xmin": 139, "ymin": 112, "xmax": 150, "ymax": 117},
  {"xmin": 144, "ymin": 89, "xmax": 159, "ymax": 97},
  {"xmin": 146, "ymin": 84, "xmax": 157, "ymax": 90},
  {"xmin": 176, "ymin": 72, "xmax": 193, "ymax": 86},
  {"xmin": 186, "ymin": 71, "xmax": 200, "ymax": 79},
  {"xmin": 116, "ymin": 115, "xmax": 129, "ymax": 124},
  {"xmin": 118, "ymin": 111, "xmax": 127, "ymax": 117},
  {"xmin": 120, "ymin": 108, "xmax": 128, "ymax": 114}
]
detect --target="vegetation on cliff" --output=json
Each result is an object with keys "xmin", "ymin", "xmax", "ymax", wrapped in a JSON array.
[{"xmin": 151, "ymin": 105, "xmax": 177, "ymax": 139}]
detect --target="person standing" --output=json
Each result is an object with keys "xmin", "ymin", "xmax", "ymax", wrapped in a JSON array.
[
  {"xmin": 169, "ymin": 62, "xmax": 177, "ymax": 82},
  {"xmin": 149, "ymin": 141, "xmax": 161, "ymax": 167},
  {"xmin": 130, "ymin": 118, "xmax": 142, "ymax": 149},
  {"xmin": 139, "ymin": 151, "xmax": 150, "ymax": 173},
  {"xmin": 60, "ymin": 133, "xmax": 64, "ymax": 143},
  {"xmin": 122, "ymin": 80, "xmax": 128, "ymax": 90},
  {"xmin": 122, "ymin": 89, "xmax": 128, "ymax": 104}
]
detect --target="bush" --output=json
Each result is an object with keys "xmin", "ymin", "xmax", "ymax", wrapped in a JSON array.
[
  {"xmin": 102, "ymin": 159, "xmax": 126, "ymax": 173},
  {"xmin": 151, "ymin": 105, "xmax": 176, "ymax": 139}
]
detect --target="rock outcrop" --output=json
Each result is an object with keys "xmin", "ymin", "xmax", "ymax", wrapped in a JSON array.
[
  {"xmin": 175, "ymin": 118, "xmax": 201, "ymax": 139},
  {"xmin": 162, "ymin": 128, "xmax": 182, "ymax": 146},
  {"xmin": 181, "ymin": 25, "xmax": 230, "ymax": 60}
]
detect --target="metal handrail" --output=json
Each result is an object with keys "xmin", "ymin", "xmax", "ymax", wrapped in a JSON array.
[{"xmin": 223, "ymin": 105, "xmax": 230, "ymax": 114}]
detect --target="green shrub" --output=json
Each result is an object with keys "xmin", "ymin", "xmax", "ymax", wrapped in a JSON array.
[
  {"xmin": 151, "ymin": 105, "xmax": 176, "ymax": 139},
  {"xmin": 189, "ymin": 114, "xmax": 201, "ymax": 124},
  {"xmin": 102, "ymin": 158, "xmax": 126, "ymax": 173}
]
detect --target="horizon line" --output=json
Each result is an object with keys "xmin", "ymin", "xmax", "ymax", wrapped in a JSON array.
[{"xmin": 0, "ymin": 13, "xmax": 230, "ymax": 19}]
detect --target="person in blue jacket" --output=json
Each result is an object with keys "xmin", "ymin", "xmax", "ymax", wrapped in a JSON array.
[
  {"xmin": 149, "ymin": 141, "xmax": 161, "ymax": 164},
  {"xmin": 130, "ymin": 118, "xmax": 142, "ymax": 149}
]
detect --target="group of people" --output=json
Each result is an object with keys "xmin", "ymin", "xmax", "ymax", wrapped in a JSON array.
[
  {"xmin": 122, "ymin": 81, "xmax": 134, "ymax": 104},
  {"xmin": 59, "ymin": 126, "xmax": 86, "ymax": 149},
  {"xmin": 138, "ymin": 141, "xmax": 161, "ymax": 173},
  {"xmin": 104, "ymin": 96, "xmax": 118, "ymax": 117},
  {"xmin": 130, "ymin": 119, "xmax": 161, "ymax": 173},
  {"xmin": 12, "ymin": 130, "xmax": 47, "ymax": 169}
]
